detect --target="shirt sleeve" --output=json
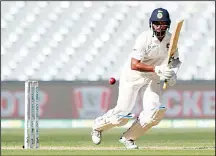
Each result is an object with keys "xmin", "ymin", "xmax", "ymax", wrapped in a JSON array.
[{"xmin": 130, "ymin": 33, "xmax": 147, "ymax": 60}]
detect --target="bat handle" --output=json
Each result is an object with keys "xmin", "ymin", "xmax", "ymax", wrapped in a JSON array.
[{"xmin": 163, "ymin": 80, "xmax": 168, "ymax": 89}]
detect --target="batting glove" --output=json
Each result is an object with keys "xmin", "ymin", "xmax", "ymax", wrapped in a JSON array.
[
  {"xmin": 154, "ymin": 64, "xmax": 175, "ymax": 80},
  {"xmin": 167, "ymin": 73, "xmax": 177, "ymax": 86}
]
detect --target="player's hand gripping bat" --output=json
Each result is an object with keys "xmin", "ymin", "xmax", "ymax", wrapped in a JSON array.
[{"xmin": 163, "ymin": 20, "xmax": 184, "ymax": 89}]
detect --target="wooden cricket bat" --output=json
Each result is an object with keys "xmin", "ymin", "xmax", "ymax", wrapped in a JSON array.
[{"xmin": 163, "ymin": 20, "xmax": 184, "ymax": 89}]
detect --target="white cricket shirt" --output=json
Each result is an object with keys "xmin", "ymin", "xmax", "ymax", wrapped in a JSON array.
[{"xmin": 121, "ymin": 30, "xmax": 179, "ymax": 80}]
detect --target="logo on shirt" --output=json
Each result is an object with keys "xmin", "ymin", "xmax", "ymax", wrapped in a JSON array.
[
  {"xmin": 148, "ymin": 45, "xmax": 158, "ymax": 50},
  {"xmin": 146, "ymin": 44, "xmax": 159, "ymax": 56},
  {"xmin": 166, "ymin": 43, "xmax": 170, "ymax": 49}
]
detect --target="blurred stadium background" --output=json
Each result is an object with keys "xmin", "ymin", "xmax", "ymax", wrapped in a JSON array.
[{"xmin": 1, "ymin": 1, "xmax": 215, "ymax": 132}]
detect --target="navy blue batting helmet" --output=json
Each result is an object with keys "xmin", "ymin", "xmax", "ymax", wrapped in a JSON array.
[{"xmin": 149, "ymin": 8, "xmax": 171, "ymax": 28}]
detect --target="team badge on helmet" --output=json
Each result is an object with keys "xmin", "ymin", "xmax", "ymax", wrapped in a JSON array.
[{"xmin": 157, "ymin": 12, "xmax": 163, "ymax": 19}]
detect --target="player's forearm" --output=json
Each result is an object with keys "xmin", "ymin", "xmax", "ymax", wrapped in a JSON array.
[{"xmin": 131, "ymin": 62, "xmax": 155, "ymax": 72}]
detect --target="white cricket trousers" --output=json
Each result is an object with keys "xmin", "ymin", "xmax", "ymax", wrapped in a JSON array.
[{"xmin": 112, "ymin": 74, "xmax": 162, "ymax": 116}]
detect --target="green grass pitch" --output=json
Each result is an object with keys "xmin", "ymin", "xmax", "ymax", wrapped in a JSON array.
[{"xmin": 2, "ymin": 128, "xmax": 215, "ymax": 155}]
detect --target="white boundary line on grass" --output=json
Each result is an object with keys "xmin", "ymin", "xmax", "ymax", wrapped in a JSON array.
[{"xmin": 2, "ymin": 146, "xmax": 215, "ymax": 150}]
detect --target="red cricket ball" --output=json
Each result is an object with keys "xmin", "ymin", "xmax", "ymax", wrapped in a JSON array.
[{"xmin": 109, "ymin": 77, "xmax": 116, "ymax": 85}]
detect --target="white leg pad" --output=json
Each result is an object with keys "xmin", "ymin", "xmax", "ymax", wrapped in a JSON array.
[
  {"xmin": 93, "ymin": 116, "xmax": 130, "ymax": 132},
  {"xmin": 122, "ymin": 107, "xmax": 167, "ymax": 140},
  {"xmin": 93, "ymin": 110, "xmax": 134, "ymax": 132}
]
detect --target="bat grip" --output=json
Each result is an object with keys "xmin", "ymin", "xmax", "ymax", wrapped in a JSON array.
[{"xmin": 163, "ymin": 79, "xmax": 168, "ymax": 89}]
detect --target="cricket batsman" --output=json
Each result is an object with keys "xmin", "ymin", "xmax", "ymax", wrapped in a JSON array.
[{"xmin": 91, "ymin": 8, "xmax": 182, "ymax": 149}]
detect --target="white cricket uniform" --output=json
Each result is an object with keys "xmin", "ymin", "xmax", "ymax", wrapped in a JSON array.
[
  {"xmin": 112, "ymin": 30, "xmax": 179, "ymax": 116},
  {"xmin": 92, "ymin": 30, "xmax": 179, "ymax": 132}
]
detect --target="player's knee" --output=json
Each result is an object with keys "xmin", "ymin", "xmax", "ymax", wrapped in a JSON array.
[{"xmin": 139, "ymin": 106, "xmax": 167, "ymax": 127}]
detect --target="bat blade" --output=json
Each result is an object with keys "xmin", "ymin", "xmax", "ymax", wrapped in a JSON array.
[
  {"xmin": 163, "ymin": 20, "xmax": 184, "ymax": 90},
  {"xmin": 167, "ymin": 20, "xmax": 184, "ymax": 58}
]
